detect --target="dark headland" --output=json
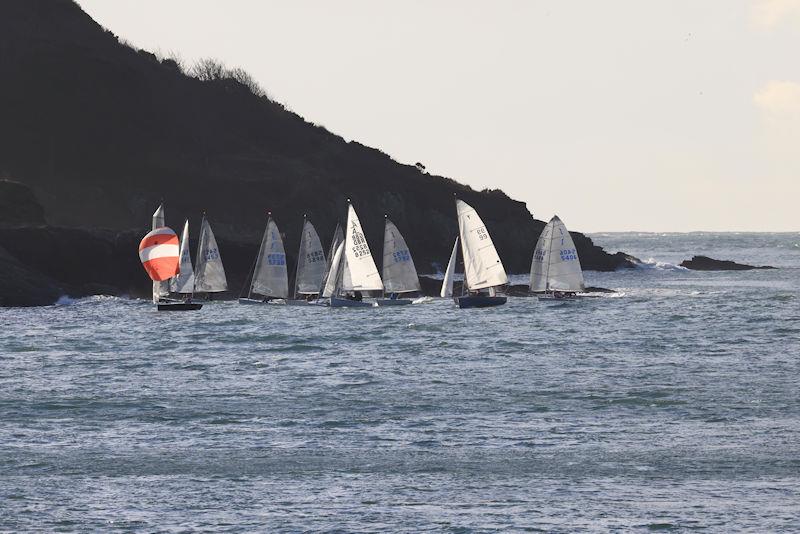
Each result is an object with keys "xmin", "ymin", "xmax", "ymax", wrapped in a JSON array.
[{"xmin": 0, "ymin": 0, "xmax": 638, "ymax": 306}]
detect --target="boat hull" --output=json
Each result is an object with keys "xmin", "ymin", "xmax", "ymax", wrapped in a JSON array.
[
  {"xmin": 455, "ymin": 295, "xmax": 507, "ymax": 309},
  {"xmin": 157, "ymin": 301, "xmax": 203, "ymax": 311},
  {"xmin": 329, "ymin": 297, "xmax": 375, "ymax": 308},
  {"xmin": 374, "ymin": 298, "xmax": 413, "ymax": 306}
]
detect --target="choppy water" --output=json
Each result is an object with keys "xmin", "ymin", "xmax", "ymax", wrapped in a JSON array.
[{"xmin": 1, "ymin": 232, "xmax": 799, "ymax": 532}]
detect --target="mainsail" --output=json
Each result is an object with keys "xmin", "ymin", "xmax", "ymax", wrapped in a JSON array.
[
  {"xmin": 456, "ymin": 199, "xmax": 508, "ymax": 291},
  {"xmin": 529, "ymin": 215, "xmax": 585, "ymax": 292},
  {"xmin": 170, "ymin": 219, "xmax": 195, "ymax": 294},
  {"xmin": 321, "ymin": 242, "xmax": 345, "ymax": 298},
  {"xmin": 250, "ymin": 217, "xmax": 289, "ymax": 299},
  {"xmin": 381, "ymin": 218, "xmax": 421, "ymax": 294},
  {"xmin": 151, "ymin": 203, "xmax": 171, "ymax": 302},
  {"xmin": 194, "ymin": 215, "xmax": 228, "ymax": 293},
  {"xmin": 294, "ymin": 219, "xmax": 326, "ymax": 297},
  {"xmin": 340, "ymin": 203, "xmax": 383, "ymax": 292},
  {"xmin": 440, "ymin": 236, "xmax": 459, "ymax": 298},
  {"xmin": 320, "ymin": 223, "xmax": 344, "ymax": 294}
]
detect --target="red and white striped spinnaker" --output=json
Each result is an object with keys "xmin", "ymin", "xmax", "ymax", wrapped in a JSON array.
[{"xmin": 139, "ymin": 227, "xmax": 180, "ymax": 281}]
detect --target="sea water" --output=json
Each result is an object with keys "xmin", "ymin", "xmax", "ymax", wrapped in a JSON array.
[{"xmin": 1, "ymin": 232, "xmax": 798, "ymax": 532}]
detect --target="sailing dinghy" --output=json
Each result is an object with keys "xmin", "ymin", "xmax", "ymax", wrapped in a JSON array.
[
  {"xmin": 323, "ymin": 201, "xmax": 383, "ymax": 307},
  {"xmin": 453, "ymin": 199, "xmax": 508, "ymax": 308},
  {"xmin": 529, "ymin": 215, "xmax": 585, "ymax": 300},
  {"xmin": 168, "ymin": 219, "xmax": 198, "ymax": 301},
  {"xmin": 375, "ymin": 216, "xmax": 421, "ymax": 306},
  {"xmin": 287, "ymin": 217, "xmax": 327, "ymax": 305},
  {"xmin": 194, "ymin": 214, "xmax": 228, "ymax": 300},
  {"xmin": 239, "ymin": 214, "xmax": 289, "ymax": 304},
  {"xmin": 139, "ymin": 226, "xmax": 202, "ymax": 311}
]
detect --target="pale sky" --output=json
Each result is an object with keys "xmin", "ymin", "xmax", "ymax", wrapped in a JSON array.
[{"xmin": 76, "ymin": 0, "xmax": 800, "ymax": 232}]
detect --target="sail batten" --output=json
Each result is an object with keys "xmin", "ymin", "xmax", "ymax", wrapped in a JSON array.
[
  {"xmin": 250, "ymin": 217, "xmax": 289, "ymax": 299},
  {"xmin": 194, "ymin": 216, "xmax": 228, "ymax": 293},
  {"xmin": 456, "ymin": 200, "xmax": 508, "ymax": 291},
  {"xmin": 529, "ymin": 215, "xmax": 585, "ymax": 292},
  {"xmin": 381, "ymin": 219, "xmax": 421, "ymax": 294}
]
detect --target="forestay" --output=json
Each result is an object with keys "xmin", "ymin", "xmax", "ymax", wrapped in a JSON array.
[
  {"xmin": 440, "ymin": 237, "xmax": 459, "ymax": 298},
  {"xmin": 529, "ymin": 215, "xmax": 585, "ymax": 292},
  {"xmin": 170, "ymin": 219, "xmax": 195, "ymax": 294},
  {"xmin": 456, "ymin": 199, "xmax": 508, "ymax": 291},
  {"xmin": 341, "ymin": 204, "xmax": 383, "ymax": 292},
  {"xmin": 250, "ymin": 218, "xmax": 289, "ymax": 298},
  {"xmin": 194, "ymin": 216, "xmax": 228, "ymax": 293},
  {"xmin": 321, "ymin": 242, "xmax": 345, "ymax": 298},
  {"xmin": 295, "ymin": 220, "xmax": 326, "ymax": 295},
  {"xmin": 382, "ymin": 218, "xmax": 421, "ymax": 294}
]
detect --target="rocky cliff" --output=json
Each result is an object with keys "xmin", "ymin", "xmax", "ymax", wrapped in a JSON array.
[{"xmin": 0, "ymin": 0, "xmax": 636, "ymax": 306}]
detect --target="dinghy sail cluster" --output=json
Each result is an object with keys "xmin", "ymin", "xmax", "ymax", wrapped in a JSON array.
[{"xmin": 138, "ymin": 197, "xmax": 589, "ymax": 311}]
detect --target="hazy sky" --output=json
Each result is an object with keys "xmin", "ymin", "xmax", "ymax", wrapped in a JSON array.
[{"xmin": 77, "ymin": 0, "xmax": 800, "ymax": 232}]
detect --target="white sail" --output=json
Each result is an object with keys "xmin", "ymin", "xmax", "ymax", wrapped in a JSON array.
[
  {"xmin": 194, "ymin": 216, "xmax": 228, "ymax": 293},
  {"xmin": 440, "ymin": 236, "xmax": 459, "ymax": 298},
  {"xmin": 170, "ymin": 219, "xmax": 195, "ymax": 294},
  {"xmin": 320, "ymin": 223, "xmax": 344, "ymax": 294},
  {"xmin": 151, "ymin": 203, "xmax": 170, "ymax": 302},
  {"xmin": 321, "ymin": 241, "xmax": 345, "ymax": 298},
  {"xmin": 341, "ymin": 204, "xmax": 383, "ymax": 292},
  {"xmin": 529, "ymin": 215, "xmax": 585, "ymax": 292},
  {"xmin": 456, "ymin": 199, "xmax": 508, "ymax": 291},
  {"xmin": 250, "ymin": 218, "xmax": 289, "ymax": 298},
  {"xmin": 382, "ymin": 218, "xmax": 421, "ymax": 294},
  {"xmin": 294, "ymin": 220, "xmax": 327, "ymax": 295}
]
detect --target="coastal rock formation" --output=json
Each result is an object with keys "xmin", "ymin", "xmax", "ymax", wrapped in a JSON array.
[
  {"xmin": 0, "ymin": 1, "xmax": 637, "ymax": 306},
  {"xmin": 679, "ymin": 256, "xmax": 775, "ymax": 271}
]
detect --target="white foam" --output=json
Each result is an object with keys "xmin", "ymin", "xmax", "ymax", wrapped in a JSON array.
[{"xmin": 635, "ymin": 258, "xmax": 688, "ymax": 271}]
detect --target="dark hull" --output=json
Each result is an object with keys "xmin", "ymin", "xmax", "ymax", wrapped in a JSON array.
[
  {"xmin": 456, "ymin": 296, "xmax": 507, "ymax": 309},
  {"xmin": 157, "ymin": 302, "xmax": 203, "ymax": 311},
  {"xmin": 329, "ymin": 297, "xmax": 374, "ymax": 308}
]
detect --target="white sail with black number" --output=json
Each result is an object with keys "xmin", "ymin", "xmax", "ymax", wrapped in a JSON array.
[
  {"xmin": 440, "ymin": 236, "xmax": 459, "ymax": 298},
  {"xmin": 294, "ymin": 219, "xmax": 326, "ymax": 296},
  {"xmin": 529, "ymin": 215, "xmax": 585, "ymax": 292},
  {"xmin": 250, "ymin": 217, "xmax": 289, "ymax": 298},
  {"xmin": 382, "ymin": 218, "xmax": 421, "ymax": 294},
  {"xmin": 456, "ymin": 199, "xmax": 507, "ymax": 291},
  {"xmin": 341, "ymin": 203, "xmax": 383, "ymax": 292},
  {"xmin": 170, "ymin": 219, "xmax": 195, "ymax": 294},
  {"xmin": 194, "ymin": 216, "xmax": 228, "ymax": 293}
]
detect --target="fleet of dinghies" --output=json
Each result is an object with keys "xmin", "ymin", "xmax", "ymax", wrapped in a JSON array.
[{"xmin": 138, "ymin": 198, "xmax": 591, "ymax": 311}]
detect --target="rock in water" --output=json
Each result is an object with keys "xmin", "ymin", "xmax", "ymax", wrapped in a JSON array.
[{"xmin": 679, "ymin": 255, "xmax": 775, "ymax": 271}]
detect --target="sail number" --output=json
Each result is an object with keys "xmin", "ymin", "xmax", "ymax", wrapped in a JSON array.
[
  {"xmin": 533, "ymin": 248, "xmax": 546, "ymax": 262},
  {"xmin": 476, "ymin": 227, "xmax": 489, "ymax": 241},
  {"xmin": 559, "ymin": 249, "xmax": 577, "ymax": 261},
  {"xmin": 306, "ymin": 250, "xmax": 324, "ymax": 263},
  {"xmin": 267, "ymin": 253, "xmax": 286, "ymax": 265},
  {"xmin": 393, "ymin": 249, "xmax": 411, "ymax": 262},
  {"xmin": 351, "ymin": 231, "xmax": 370, "ymax": 258},
  {"xmin": 204, "ymin": 247, "xmax": 220, "ymax": 261}
]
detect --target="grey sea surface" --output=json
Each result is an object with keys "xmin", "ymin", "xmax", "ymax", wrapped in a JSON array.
[{"xmin": 1, "ymin": 232, "xmax": 799, "ymax": 532}]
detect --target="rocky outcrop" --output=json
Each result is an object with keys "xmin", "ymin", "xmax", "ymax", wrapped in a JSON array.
[{"xmin": 679, "ymin": 255, "xmax": 775, "ymax": 271}]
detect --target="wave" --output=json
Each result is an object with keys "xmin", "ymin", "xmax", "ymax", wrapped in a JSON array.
[
  {"xmin": 634, "ymin": 258, "xmax": 688, "ymax": 271},
  {"xmin": 54, "ymin": 294, "xmax": 133, "ymax": 306}
]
